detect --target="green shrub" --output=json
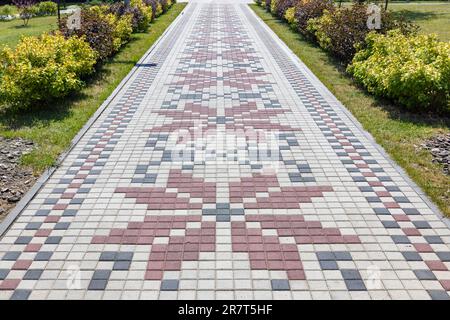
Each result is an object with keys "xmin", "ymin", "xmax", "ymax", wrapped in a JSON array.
[
  {"xmin": 0, "ymin": 33, "xmax": 97, "ymax": 108},
  {"xmin": 89, "ymin": 5, "xmax": 133, "ymax": 52},
  {"xmin": 144, "ymin": 0, "xmax": 159, "ymax": 20},
  {"xmin": 110, "ymin": 13, "xmax": 133, "ymax": 51},
  {"xmin": 307, "ymin": 4, "xmax": 417, "ymax": 63},
  {"xmin": 86, "ymin": 0, "xmax": 103, "ymax": 5},
  {"xmin": 130, "ymin": 0, "xmax": 152, "ymax": 32},
  {"xmin": 270, "ymin": 0, "xmax": 277, "ymax": 15},
  {"xmin": 294, "ymin": 0, "xmax": 335, "ymax": 40},
  {"xmin": 271, "ymin": 0, "xmax": 295, "ymax": 19},
  {"xmin": 108, "ymin": 3, "xmax": 141, "ymax": 32},
  {"xmin": 60, "ymin": 8, "xmax": 116, "ymax": 61},
  {"xmin": 33, "ymin": 1, "xmax": 57, "ymax": 16},
  {"xmin": 284, "ymin": 6, "xmax": 297, "ymax": 30},
  {"xmin": 347, "ymin": 30, "xmax": 450, "ymax": 111},
  {"xmin": 155, "ymin": 1, "xmax": 162, "ymax": 17},
  {"xmin": 0, "ymin": 5, "xmax": 16, "ymax": 16},
  {"xmin": 159, "ymin": 0, "xmax": 169, "ymax": 13}
]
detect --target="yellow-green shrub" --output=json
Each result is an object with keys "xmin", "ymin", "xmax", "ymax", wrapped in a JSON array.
[
  {"xmin": 89, "ymin": 5, "xmax": 133, "ymax": 52},
  {"xmin": 33, "ymin": 1, "xmax": 57, "ymax": 16},
  {"xmin": 270, "ymin": 0, "xmax": 278, "ymax": 15},
  {"xmin": 296, "ymin": 0, "xmax": 335, "ymax": 40},
  {"xmin": 284, "ymin": 6, "xmax": 297, "ymax": 30},
  {"xmin": 155, "ymin": 2, "xmax": 163, "ymax": 17},
  {"xmin": 109, "ymin": 13, "xmax": 133, "ymax": 51},
  {"xmin": 0, "ymin": 33, "xmax": 97, "ymax": 108},
  {"xmin": 347, "ymin": 30, "xmax": 450, "ymax": 111},
  {"xmin": 306, "ymin": 10, "xmax": 332, "ymax": 49},
  {"xmin": 307, "ymin": 4, "xmax": 418, "ymax": 63},
  {"xmin": 131, "ymin": 0, "xmax": 152, "ymax": 31},
  {"xmin": 0, "ymin": 5, "xmax": 15, "ymax": 17}
]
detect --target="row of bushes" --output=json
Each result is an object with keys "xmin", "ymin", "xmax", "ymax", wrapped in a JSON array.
[
  {"xmin": 0, "ymin": 0, "xmax": 176, "ymax": 108},
  {"xmin": 0, "ymin": 4, "xmax": 16, "ymax": 18},
  {"xmin": 257, "ymin": 0, "xmax": 450, "ymax": 111},
  {"xmin": 33, "ymin": 0, "xmax": 57, "ymax": 16},
  {"xmin": 0, "ymin": 1, "xmax": 57, "ymax": 21}
]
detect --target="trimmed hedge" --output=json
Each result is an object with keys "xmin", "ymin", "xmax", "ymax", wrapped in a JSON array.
[
  {"xmin": 0, "ymin": 33, "xmax": 97, "ymax": 108},
  {"xmin": 257, "ymin": 0, "xmax": 450, "ymax": 111},
  {"xmin": 284, "ymin": 6, "xmax": 296, "ymax": 30},
  {"xmin": 348, "ymin": 30, "xmax": 450, "ymax": 111},
  {"xmin": 89, "ymin": 5, "xmax": 133, "ymax": 52},
  {"xmin": 33, "ymin": 1, "xmax": 57, "ymax": 16},
  {"xmin": 0, "ymin": 4, "xmax": 14, "ymax": 16},
  {"xmin": 307, "ymin": 4, "xmax": 417, "ymax": 62},
  {"xmin": 0, "ymin": 1, "xmax": 176, "ymax": 109},
  {"xmin": 60, "ymin": 8, "xmax": 116, "ymax": 61},
  {"xmin": 294, "ymin": 0, "xmax": 334, "ymax": 40},
  {"xmin": 108, "ymin": 2, "xmax": 146, "ymax": 33},
  {"xmin": 130, "ymin": 0, "xmax": 153, "ymax": 32}
]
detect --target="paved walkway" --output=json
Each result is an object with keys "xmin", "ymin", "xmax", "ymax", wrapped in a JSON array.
[{"xmin": 1, "ymin": 2, "xmax": 450, "ymax": 300}]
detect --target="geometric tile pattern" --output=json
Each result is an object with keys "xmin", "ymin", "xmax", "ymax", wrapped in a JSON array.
[{"xmin": 0, "ymin": 2, "xmax": 450, "ymax": 300}]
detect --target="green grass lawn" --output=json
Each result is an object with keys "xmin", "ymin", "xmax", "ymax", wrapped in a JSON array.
[
  {"xmin": 250, "ymin": 4, "xmax": 450, "ymax": 216},
  {"xmin": 0, "ymin": 15, "xmax": 60, "ymax": 48},
  {"xmin": 0, "ymin": 3, "xmax": 187, "ymax": 172},
  {"xmin": 389, "ymin": 3, "xmax": 450, "ymax": 41}
]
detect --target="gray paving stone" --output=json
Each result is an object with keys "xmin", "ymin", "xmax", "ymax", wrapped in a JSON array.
[
  {"xmin": 414, "ymin": 270, "xmax": 436, "ymax": 281},
  {"xmin": 2, "ymin": 252, "xmax": 20, "ymax": 261},
  {"xmin": 10, "ymin": 290, "xmax": 31, "ymax": 300},
  {"xmin": 271, "ymin": 279, "xmax": 290, "ymax": 291},
  {"xmin": 23, "ymin": 269, "xmax": 43, "ymax": 280},
  {"xmin": 345, "ymin": 280, "xmax": 366, "ymax": 291},
  {"xmin": 92, "ymin": 270, "xmax": 111, "ymax": 280},
  {"xmin": 341, "ymin": 269, "xmax": 362, "ymax": 280},
  {"xmin": 428, "ymin": 290, "xmax": 450, "ymax": 300},
  {"xmin": 161, "ymin": 280, "xmax": 179, "ymax": 291},
  {"xmin": 319, "ymin": 260, "xmax": 339, "ymax": 270},
  {"xmin": 0, "ymin": 269, "xmax": 9, "ymax": 280},
  {"xmin": 88, "ymin": 280, "xmax": 108, "ymax": 291}
]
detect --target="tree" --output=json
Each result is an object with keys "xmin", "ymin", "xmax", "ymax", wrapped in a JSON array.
[{"xmin": 12, "ymin": 0, "xmax": 36, "ymax": 26}]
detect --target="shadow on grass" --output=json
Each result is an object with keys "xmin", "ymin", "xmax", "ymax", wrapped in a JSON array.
[
  {"xmin": 0, "ymin": 94, "xmax": 83, "ymax": 131},
  {"xmin": 393, "ymin": 9, "xmax": 440, "ymax": 22},
  {"xmin": 12, "ymin": 24, "xmax": 30, "ymax": 29}
]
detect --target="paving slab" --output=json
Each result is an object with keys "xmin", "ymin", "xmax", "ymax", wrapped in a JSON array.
[{"xmin": 0, "ymin": 1, "xmax": 449, "ymax": 300}]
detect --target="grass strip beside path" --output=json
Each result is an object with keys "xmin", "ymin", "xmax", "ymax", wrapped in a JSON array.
[
  {"xmin": 250, "ymin": 4, "xmax": 450, "ymax": 216},
  {"xmin": 0, "ymin": 3, "xmax": 187, "ymax": 173}
]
